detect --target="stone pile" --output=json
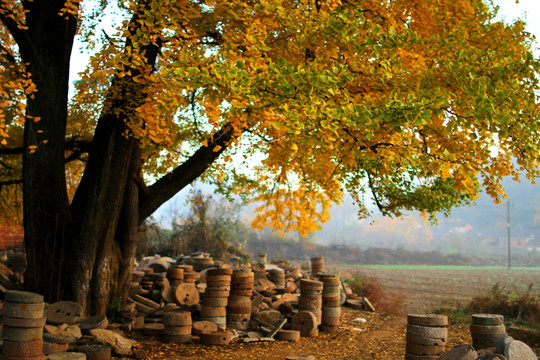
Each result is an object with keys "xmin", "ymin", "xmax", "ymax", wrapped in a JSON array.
[
  {"xmin": 163, "ymin": 311, "xmax": 192, "ymax": 343},
  {"xmin": 1, "ymin": 290, "xmax": 45, "ymax": 360},
  {"xmin": 405, "ymin": 314, "xmax": 448, "ymax": 359},
  {"xmin": 470, "ymin": 314, "xmax": 507, "ymax": 350},
  {"xmin": 310, "ymin": 256, "xmax": 325, "ymax": 276},
  {"xmin": 200, "ymin": 268, "xmax": 231, "ymax": 330},
  {"xmin": 319, "ymin": 274, "xmax": 341, "ymax": 333},
  {"xmin": 227, "ymin": 269, "xmax": 254, "ymax": 331},
  {"xmin": 298, "ymin": 279, "xmax": 323, "ymax": 327}
]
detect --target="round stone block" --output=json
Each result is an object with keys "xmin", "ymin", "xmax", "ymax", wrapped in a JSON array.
[
  {"xmin": 1, "ymin": 339, "xmax": 43, "ymax": 357},
  {"xmin": 472, "ymin": 314, "xmax": 504, "ymax": 326},
  {"xmin": 407, "ymin": 314, "xmax": 448, "ymax": 327},
  {"xmin": 163, "ymin": 325, "xmax": 191, "ymax": 336},
  {"xmin": 199, "ymin": 331, "xmax": 232, "ymax": 345},
  {"xmin": 2, "ymin": 325, "xmax": 43, "ymax": 341},
  {"xmin": 1, "ymin": 316, "xmax": 46, "ymax": 328},
  {"xmin": 162, "ymin": 311, "xmax": 192, "ymax": 327},
  {"xmin": 174, "ymin": 283, "xmax": 199, "ymax": 306},
  {"xmin": 192, "ymin": 321, "xmax": 218, "ymax": 336},
  {"xmin": 436, "ymin": 344, "xmax": 477, "ymax": 360},
  {"xmin": 406, "ymin": 324, "xmax": 447, "ymax": 339},
  {"xmin": 4, "ymin": 291, "xmax": 44, "ymax": 304},
  {"xmin": 406, "ymin": 342, "xmax": 446, "ymax": 356},
  {"xmin": 46, "ymin": 302, "xmax": 83, "ymax": 325},
  {"xmin": 2, "ymin": 302, "xmax": 45, "ymax": 319},
  {"xmin": 291, "ymin": 311, "xmax": 318, "ymax": 338},
  {"xmin": 276, "ymin": 329, "xmax": 300, "ymax": 341}
]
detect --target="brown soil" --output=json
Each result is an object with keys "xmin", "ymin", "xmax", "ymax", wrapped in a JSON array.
[{"xmin": 121, "ymin": 267, "xmax": 540, "ymax": 359}]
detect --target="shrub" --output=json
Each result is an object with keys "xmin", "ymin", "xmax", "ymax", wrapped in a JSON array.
[{"xmin": 343, "ymin": 270, "xmax": 404, "ymax": 314}]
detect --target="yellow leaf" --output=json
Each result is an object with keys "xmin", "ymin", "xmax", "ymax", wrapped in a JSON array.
[
  {"xmin": 291, "ymin": 143, "xmax": 298, "ymax": 151},
  {"xmin": 1, "ymin": 139, "xmax": 6, "ymax": 145},
  {"xmin": 213, "ymin": 145, "xmax": 222, "ymax": 152}
]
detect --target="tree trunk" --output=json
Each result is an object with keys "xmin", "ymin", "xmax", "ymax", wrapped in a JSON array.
[
  {"xmin": 17, "ymin": 1, "xmax": 77, "ymax": 302},
  {"xmin": 10, "ymin": 0, "xmax": 239, "ymax": 315}
]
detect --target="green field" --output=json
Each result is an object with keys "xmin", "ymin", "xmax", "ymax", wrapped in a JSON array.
[{"xmin": 359, "ymin": 264, "xmax": 540, "ymax": 271}]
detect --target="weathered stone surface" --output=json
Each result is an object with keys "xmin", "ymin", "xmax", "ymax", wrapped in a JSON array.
[
  {"xmin": 88, "ymin": 329, "xmax": 134, "ymax": 355},
  {"xmin": 65, "ymin": 325, "xmax": 83, "ymax": 339},
  {"xmin": 472, "ymin": 314, "xmax": 504, "ymax": 326},
  {"xmin": 74, "ymin": 343, "xmax": 112, "ymax": 360},
  {"xmin": 253, "ymin": 310, "xmax": 283, "ymax": 326},
  {"xmin": 504, "ymin": 340, "xmax": 537, "ymax": 360},
  {"xmin": 46, "ymin": 301, "xmax": 83, "ymax": 325},
  {"xmin": 291, "ymin": 311, "xmax": 318, "ymax": 338},
  {"xmin": 47, "ymin": 352, "xmax": 86, "ymax": 360},
  {"xmin": 4, "ymin": 290, "xmax": 43, "ymax": 304},
  {"xmin": 79, "ymin": 315, "xmax": 108, "ymax": 333},
  {"xmin": 407, "ymin": 314, "xmax": 448, "ymax": 327},
  {"xmin": 436, "ymin": 345, "xmax": 478, "ymax": 360}
]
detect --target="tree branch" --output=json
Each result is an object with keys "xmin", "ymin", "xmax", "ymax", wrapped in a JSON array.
[
  {"xmin": 0, "ymin": 5, "xmax": 27, "ymax": 48},
  {"xmin": 139, "ymin": 123, "xmax": 238, "ymax": 222}
]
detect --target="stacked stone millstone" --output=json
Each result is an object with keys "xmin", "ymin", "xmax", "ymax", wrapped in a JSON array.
[
  {"xmin": 1, "ymin": 290, "xmax": 46, "ymax": 360},
  {"xmin": 227, "ymin": 269, "xmax": 254, "ymax": 331},
  {"xmin": 179, "ymin": 265, "xmax": 200, "ymax": 284},
  {"xmin": 268, "ymin": 268, "xmax": 286, "ymax": 290},
  {"xmin": 251, "ymin": 263, "xmax": 266, "ymax": 281},
  {"xmin": 149, "ymin": 272, "xmax": 167, "ymax": 303},
  {"xmin": 405, "ymin": 314, "xmax": 448, "ymax": 360},
  {"xmin": 298, "ymin": 279, "xmax": 323, "ymax": 327},
  {"xmin": 201, "ymin": 268, "xmax": 232, "ymax": 330},
  {"xmin": 129, "ymin": 270, "xmax": 145, "ymax": 297},
  {"xmin": 163, "ymin": 311, "xmax": 192, "ymax": 343},
  {"xmin": 470, "ymin": 314, "xmax": 506, "ymax": 350},
  {"xmin": 166, "ymin": 267, "xmax": 184, "ymax": 288},
  {"xmin": 192, "ymin": 256, "xmax": 214, "ymax": 272},
  {"xmin": 138, "ymin": 267, "xmax": 154, "ymax": 292},
  {"xmin": 319, "ymin": 274, "xmax": 341, "ymax": 333},
  {"xmin": 310, "ymin": 256, "xmax": 325, "ymax": 276}
]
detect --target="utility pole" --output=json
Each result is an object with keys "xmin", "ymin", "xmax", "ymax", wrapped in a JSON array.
[{"xmin": 507, "ymin": 200, "xmax": 511, "ymax": 270}]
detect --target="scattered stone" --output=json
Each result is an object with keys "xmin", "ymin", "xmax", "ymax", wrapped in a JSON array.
[
  {"xmin": 353, "ymin": 318, "xmax": 367, "ymax": 324},
  {"xmin": 88, "ymin": 328, "xmax": 134, "ymax": 355},
  {"xmin": 436, "ymin": 344, "xmax": 478, "ymax": 360},
  {"xmin": 504, "ymin": 340, "xmax": 537, "ymax": 360}
]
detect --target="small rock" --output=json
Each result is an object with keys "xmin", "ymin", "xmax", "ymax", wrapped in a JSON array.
[{"xmin": 353, "ymin": 318, "xmax": 367, "ymax": 324}]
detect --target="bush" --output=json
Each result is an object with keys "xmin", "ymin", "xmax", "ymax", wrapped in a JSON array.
[{"xmin": 343, "ymin": 270, "xmax": 404, "ymax": 314}]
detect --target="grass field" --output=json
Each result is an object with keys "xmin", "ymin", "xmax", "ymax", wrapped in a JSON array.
[{"xmin": 360, "ymin": 264, "xmax": 540, "ymax": 271}]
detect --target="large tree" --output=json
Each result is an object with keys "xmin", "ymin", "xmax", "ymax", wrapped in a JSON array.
[{"xmin": 0, "ymin": 0, "xmax": 538, "ymax": 314}]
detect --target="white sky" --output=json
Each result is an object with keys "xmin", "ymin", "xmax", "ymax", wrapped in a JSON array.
[{"xmin": 495, "ymin": 0, "xmax": 539, "ymax": 53}]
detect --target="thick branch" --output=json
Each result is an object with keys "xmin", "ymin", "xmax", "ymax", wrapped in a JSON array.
[
  {"xmin": 139, "ymin": 123, "xmax": 237, "ymax": 221},
  {"xmin": 0, "ymin": 6, "xmax": 25, "ymax": 47}
]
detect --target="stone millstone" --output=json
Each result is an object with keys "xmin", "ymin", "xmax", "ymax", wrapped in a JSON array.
[
  {"xmin": 1, "ymin": 316, "xmax": 46, "ymax": 328},
  {"xmin": 199, "ymin": 331, "xmax": 232, "ymax": 345},
  {"xmin": 504, "ymin": 340, "xmax": 537, "ymax": 360},
  {"xmin": 174, "ymin": 283, "xmax": 200, "ymax": 306},
  {"xmin": 470, "ymin": 324, "xmax": 506, "ymax": 335},
  {"xmin": 406, "ymin": 324, "xmax": 447, "ymax": 339},
  {"xmin": 192, "ymin": 321, "xmax": 218, "ymax": 336},
  {"xmin": 46, "ymin": 301, "xmax": 83, "ymax": 325},
  {"xmin": 1, "ymin": 339, "xmax": 44, "ymax": 357},
  {"xmin": 477, "ymin": 355, "xmax": 507, "ymax": 360},
  {"xmin": 436, "ymin": 344, "xmax": 478, "ymax": 360},
  {"xmin": 162, "ymin": 311, "xmax": 192, "ymax": 327},
  {"xmin": 291, "ymin": 311, "xmax": 318, "ymax": 338},
  {"xmin": 345, "ymin": 299, "xmax": 364, "ymax": 310},
  {"xmin": 406, "ymin": 333, "xmax": 447, "ymax": 346},
  {"xmin": 407, "ymin": 314, "xmax": 448, "ymax": 327},
  {"xmin": 472, "ymin": 314, "xmax": 504, "ymax": 326},
  {"xmin": 2, "ymin": 302, "xmax": 45, "ymax": 319},
  {"xmin": 46, "ymin": 352, "xmax": 86, "ymax": 360},
  {"xmin": 79, "ymin": 314, "xmax": 109, "ymax": 332},
  {"xmin": 74, "ymin": 343, "xmax": 112, "ymax": 360},
  {"xmin": 405, "ymin": 342, "xmax": 446, "ymax": 356},
  {"xmin": 285, "ymin": 356, "xmax": 316, "ymax": 360},
  {"xmin": 4, "ymin": 290, "xmax": 44, "ymax": 304},
  {"xmin": 2, "ymin": 325, "xmax": 43, "ymax": 341},
  {"xmin": 276, "ymin": 329, "xmax": 300, "ymax": 341}
]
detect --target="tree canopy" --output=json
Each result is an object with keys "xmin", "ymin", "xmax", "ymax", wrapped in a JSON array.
[{"xmin": 0, "ymin": 0, "xmax": 538, "ymax": 312}]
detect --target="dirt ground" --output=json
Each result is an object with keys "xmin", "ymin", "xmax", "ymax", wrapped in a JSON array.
[{"xmin": 126, "ymin": 267, "xmax": 540, "ymax": 359}]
